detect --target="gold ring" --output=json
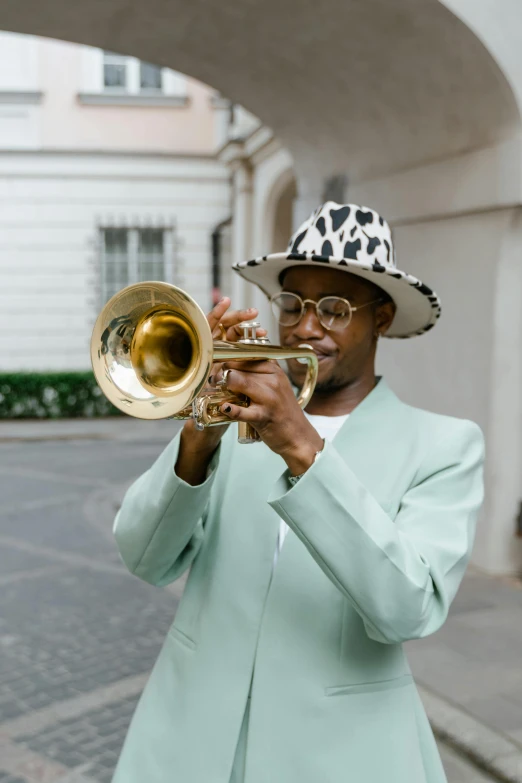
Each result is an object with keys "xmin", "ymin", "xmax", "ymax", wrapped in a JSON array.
[
  {"xmin": 216, "ymin": 323, "xmax": 227, "ymax": 340},
  {"xmin": 216, "ymin": 367, "xmax": 231, "ymax": 388}
]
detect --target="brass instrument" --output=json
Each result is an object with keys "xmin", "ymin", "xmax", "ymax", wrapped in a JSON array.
[{"xmin": 90, "ymin": 281, "xmax": 318, "ymax": 443}]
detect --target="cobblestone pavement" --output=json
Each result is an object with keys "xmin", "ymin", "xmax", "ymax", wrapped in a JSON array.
[
  {"xmin": 0, "ymin": 420, "xmax": 508, "ymax": 782},
  {"xmin": 0, "ymin": 426, "xmax": 178, "ymax": 783}
]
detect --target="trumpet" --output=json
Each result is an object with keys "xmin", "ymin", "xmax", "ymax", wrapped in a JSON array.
[{"xmin": 90, "ymin": 282, "xmax": 318, "ymax": 443}]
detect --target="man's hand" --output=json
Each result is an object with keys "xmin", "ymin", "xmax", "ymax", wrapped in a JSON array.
[
  {"xmin": 181, "ymin": 296, "xmax": 266, "ymax": 443},
  {"xmin": 207, "ymin": 296, "xmax": 266, "ymax": 344},
  {"xmin": 213, "ymin": 360, "xmax": 324, "ymax": 477},
  {"xmin": 176, "ymin": 297, "xmax": 267, "ymax": 484}
]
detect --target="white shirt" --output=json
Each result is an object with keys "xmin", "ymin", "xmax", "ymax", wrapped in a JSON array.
[{"xmin": 272, "ymin": 412, "xmax": 350, "ymax": 570}]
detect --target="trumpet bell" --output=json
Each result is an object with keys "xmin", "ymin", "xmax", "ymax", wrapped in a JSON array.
[{"xmin": 90, "ymin": 282, "xmax": 213, "ymax": 420}]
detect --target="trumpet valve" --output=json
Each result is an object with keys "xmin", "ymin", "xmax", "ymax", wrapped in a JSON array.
[{"xmin": 237, "ymin": 320, "xmax": 270, "ymax": 345}]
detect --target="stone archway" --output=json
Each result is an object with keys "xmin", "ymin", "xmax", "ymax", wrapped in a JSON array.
[
  {"xmin": 269, "ymin": 175, "xmax": 296, "ymax": 256},
  {"xmin": 0, "ymin": 0, "xmax": 518, "ymax": 194},
  {"xmin": 249, "ymin": 158, "xmax": 297, "ymax": 334}
]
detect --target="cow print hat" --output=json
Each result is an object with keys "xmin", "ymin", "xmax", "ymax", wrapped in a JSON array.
[{"xmin": 233, "ymin": 201, "xmax": 441, "ymax": 338}]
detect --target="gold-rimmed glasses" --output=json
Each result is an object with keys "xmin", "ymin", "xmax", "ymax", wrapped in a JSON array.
[{"xmin": 270, "ymin": 292, "xmax": 383, "ymax": 331}]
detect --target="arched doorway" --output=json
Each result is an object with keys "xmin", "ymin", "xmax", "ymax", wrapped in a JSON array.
[{"xmin": 269, "ymin": 176, "xmax": 296, "ymax": 255}]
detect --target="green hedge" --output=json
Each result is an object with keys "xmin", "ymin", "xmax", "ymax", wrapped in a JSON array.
[{"xmin": 0, "ymin": 372, "xmax": 123, "ymax": 419}]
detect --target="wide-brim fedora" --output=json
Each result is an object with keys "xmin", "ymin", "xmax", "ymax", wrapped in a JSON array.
[{"xmin": 233, "ymin": 201, "xmax": 441, "ymax": 339}]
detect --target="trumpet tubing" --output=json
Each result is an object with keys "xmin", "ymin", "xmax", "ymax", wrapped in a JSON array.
[{"xmin": 90, "ymin": 282, "xmax": 318, "ymax": 442}]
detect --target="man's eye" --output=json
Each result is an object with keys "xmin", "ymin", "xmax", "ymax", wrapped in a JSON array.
[
  {"xmin": 323, "ymin": 306, "xmax": 346, "ymax": 316},
  {"xmin": 321, "ymin": 299, "xmax": 349, "ymax": 317}
]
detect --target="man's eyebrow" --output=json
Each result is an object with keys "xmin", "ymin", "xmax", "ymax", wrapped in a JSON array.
[
  {"xmin": 318, "ymin": 292, "xmax": 347, "ymax": 298},
  {"xmin": 283, "ymin": 289, "xmax": 348, "ymax": 298}
]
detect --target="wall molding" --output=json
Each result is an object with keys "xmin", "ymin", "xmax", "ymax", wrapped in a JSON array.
[
  {"xmin": 77, "ymin": 92, "xmax": 190, "ymax": 108},
  {"xmin": 0, "ymin": 91, "xmax": 42, "ymax": 105},
  {"xmin": 350, "ymin": 134, "xmax": 522, "ymax": 224}
]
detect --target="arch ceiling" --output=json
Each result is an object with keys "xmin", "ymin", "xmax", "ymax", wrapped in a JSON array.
[{"xmin": 1, "ymin": 0, "xmax": 519, "ymax": 183}]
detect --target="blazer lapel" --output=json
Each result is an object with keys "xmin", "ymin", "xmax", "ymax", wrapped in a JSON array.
[
  {"xmin": 314, "ymin": 376, "xmax": 410, "ymax": 509},
  {"xmin": 330, "ymin": 376, "xmax": 405, "ymax": 451},
  {"xmin": 256, "ymin": 377, "xmax": 407, "ymax": 576}
]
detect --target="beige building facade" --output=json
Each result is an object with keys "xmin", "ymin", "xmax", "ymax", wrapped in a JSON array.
[{"xmin": 0, "ymin": 32, "xmax": 231, "ymax": 371}]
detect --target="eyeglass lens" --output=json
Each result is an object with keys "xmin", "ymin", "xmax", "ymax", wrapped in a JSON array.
[{"xmin": 270, "ymin": 293, "xmax": 352, "ymax": 331}]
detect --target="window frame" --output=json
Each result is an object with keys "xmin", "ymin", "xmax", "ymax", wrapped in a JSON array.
[
  {"xmin": 102, "ymin": 51, "xmax": 129, "ymax": 91},
  {"xmin": 98, "ymin": 224, "xmax": 178, "ymax": 306},
  {"xmin": 102, "ymin": 52, "xmax": 165, "ymax": 95},
  {"xmin": 80, "ymin": 48, "xmax": 189, "ymax": 105},
  {"xmin": 139, "ymin": 61, "xmax": 163, "ymax": 92}
]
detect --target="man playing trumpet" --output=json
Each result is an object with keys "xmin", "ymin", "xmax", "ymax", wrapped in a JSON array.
[{"xmin": 111, "ymin": 202, "xmax": 484, "ymax": 783}]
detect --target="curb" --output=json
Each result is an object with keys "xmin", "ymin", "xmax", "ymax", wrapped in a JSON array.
[
  {"xmin": 419, "ymin": 684, "xmax": 522, "ymax": 782},
  {"xmin": 0, "ymin": 433, "xmax": 114, "ymax": 443},
  {"xmin": 0, "ymin": 418, "xmax": 178, "ymax": 443}
]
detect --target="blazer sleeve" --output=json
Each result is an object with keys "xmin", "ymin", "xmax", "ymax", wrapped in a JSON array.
[
  {"xmin": 113, "ymin": 430, "xmax": 221, "ymax": 587},
  {"xmin": 267, "ymin": 420, "xmax": 485, "ymax": 644}
]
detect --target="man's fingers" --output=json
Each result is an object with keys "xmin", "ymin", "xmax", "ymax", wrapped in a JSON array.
[
  {"xmin": 207, "ymin": 298, "xmax": 269, "ymax": 344},
  {"xmin": 225, "ymin": 360, "xmax": 275, "ymax": 373},
  {"xmin": 211, "ymin": 361, "xmax": 275, "ymax": 386},
  {"xmin": 220, "ymin": 402, "xmax": 261, "ymax": 422},
  {"xmin": 207, "ymin": 363, "xmax": 223, "ymax": 385},
  {"xmin": 207, "ymin": 297, "xmax": 231, "ymax": 332},
  {"xmin": 223, "ymin": 370, "xmax": 279, "ymax": 410},
  {"xmin": 219, "ymin": 306, "xmax": 268, "ymax": 338}
]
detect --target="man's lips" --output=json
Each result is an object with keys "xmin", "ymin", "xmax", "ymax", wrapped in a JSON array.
[{"xmin": 287, "ymin": 347, "xmax": 336, "ymax": 363}]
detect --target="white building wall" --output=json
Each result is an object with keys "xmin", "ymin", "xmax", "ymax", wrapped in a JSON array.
[
  {"xmin": 0, "ymin": 32, "xmax": 39, "ymax": 92},
  {"xmin": 373, "ymin": 208, "xmax": 522, "ymax": 575},
  {"xmin": 348, "ymin": 137, "xmax": 522, "ymax": 574},
  {"xmin": 0, "ymin": 152, "xmax": 230, "ymax": 371},
  {"xmin": 0, "ymin": 31, "xmax": 231, "ymax": 373},
  {"xmin": 0, "ymin": 32, "xmax": 42, "ymax": 149}
]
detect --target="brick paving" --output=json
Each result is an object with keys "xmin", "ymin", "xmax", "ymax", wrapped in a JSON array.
[
  {"xmin": 0, "ymin": 418, "xmax": 515, "ymax": 782},
  {"xmin": 406, "ymin": 571, "xmax": 522, "ymax": 746},
  {"xmin": 18, "ymin": 694, "xmax": 140, "ymax": 783},
  {"xmin": 0, "ymin": 428, "xmax": 177, "ymax": 782}
]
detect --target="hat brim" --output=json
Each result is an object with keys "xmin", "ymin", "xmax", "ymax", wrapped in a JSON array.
[{"xmin": 233, "ymin": 252, "xmax": 441, "ymax": 339}]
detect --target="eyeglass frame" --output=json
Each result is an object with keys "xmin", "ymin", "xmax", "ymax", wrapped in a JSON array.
[{"xmin": 269, "ymin": 291, "xmax": 384, "ymax": 332}]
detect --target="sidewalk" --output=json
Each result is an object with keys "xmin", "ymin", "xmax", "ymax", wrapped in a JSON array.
[
  {"xmin": 0, "ymin": 417, "xmax": 176, "ymax": 443},
  {"xmin": 407, "ymin": 568, "xmax": 522, "ymax": 782}
]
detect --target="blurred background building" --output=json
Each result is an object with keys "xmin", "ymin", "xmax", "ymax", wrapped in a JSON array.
[
  {"xmin": 0, "ymin": 32, "xmax": 232, "ymax": 372},
  {"xmin": 0, "ymin": 0, "xmax": 522, "ymax": 579}
]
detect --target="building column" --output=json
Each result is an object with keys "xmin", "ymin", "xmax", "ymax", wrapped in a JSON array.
[
  {"xmin": 292, "ymin": 174, "xmax": 341, "ymax": 231},
  {"xmin": 480, "ymin": 207, "xmax": 522, "ymax": 573},
  {"xmin": 292, "ymin": 177, "xmax": 324, "ymax": 231},
  {"xmin": 230, "ymin": 159, "xmax": 253, "ymax": 308}
]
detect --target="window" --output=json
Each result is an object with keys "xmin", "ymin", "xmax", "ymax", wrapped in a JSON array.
[
  {"xmin": 138, "ymin": 228, "xmax": 165, "ymax": 279},
  {"xmin": 140, "ymin": 62, "xmax": 162, "ymax": 91},
  {"xmin": 103, "ymin": 52, "xmax": 128, "ymax": 89},
  {"xmin": 101, "ymin": 227, "xmax": 173, "ymax": 303},
  {"xmin": 102, "ymin": 52, "xmax": 164, "ymax": 93},
  {"xmin": 102, "ymin": 228, "xmax": 129, "ymax": 302},
  {"xmin": 80, "ymin": 48, "xmax": 188, "ymax": 104}
]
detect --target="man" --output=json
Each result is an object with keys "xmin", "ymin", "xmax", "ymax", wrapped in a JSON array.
[{"xmin": 112, "ymin": 202, "xmax": 485, "ymax": 783}]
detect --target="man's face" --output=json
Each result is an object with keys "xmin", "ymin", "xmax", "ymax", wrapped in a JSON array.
[{"xmin": 277, "ymin": 266, "xmax": 394, "ymax": 393}]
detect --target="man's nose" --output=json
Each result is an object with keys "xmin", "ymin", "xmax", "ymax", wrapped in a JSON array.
[{"xmin": 293, "ymin": 303, "xmax": 324, "ymax": 339}]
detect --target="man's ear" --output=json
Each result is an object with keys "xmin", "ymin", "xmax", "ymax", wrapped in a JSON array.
[{"xmin": 376, "ymin": 301, "xmax": 396, "ymax": 333}]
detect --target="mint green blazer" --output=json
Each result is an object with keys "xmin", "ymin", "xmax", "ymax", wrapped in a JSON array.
[{"xmin": 112, "ymin": 378, "xmax": 485, "ymax": 783}]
